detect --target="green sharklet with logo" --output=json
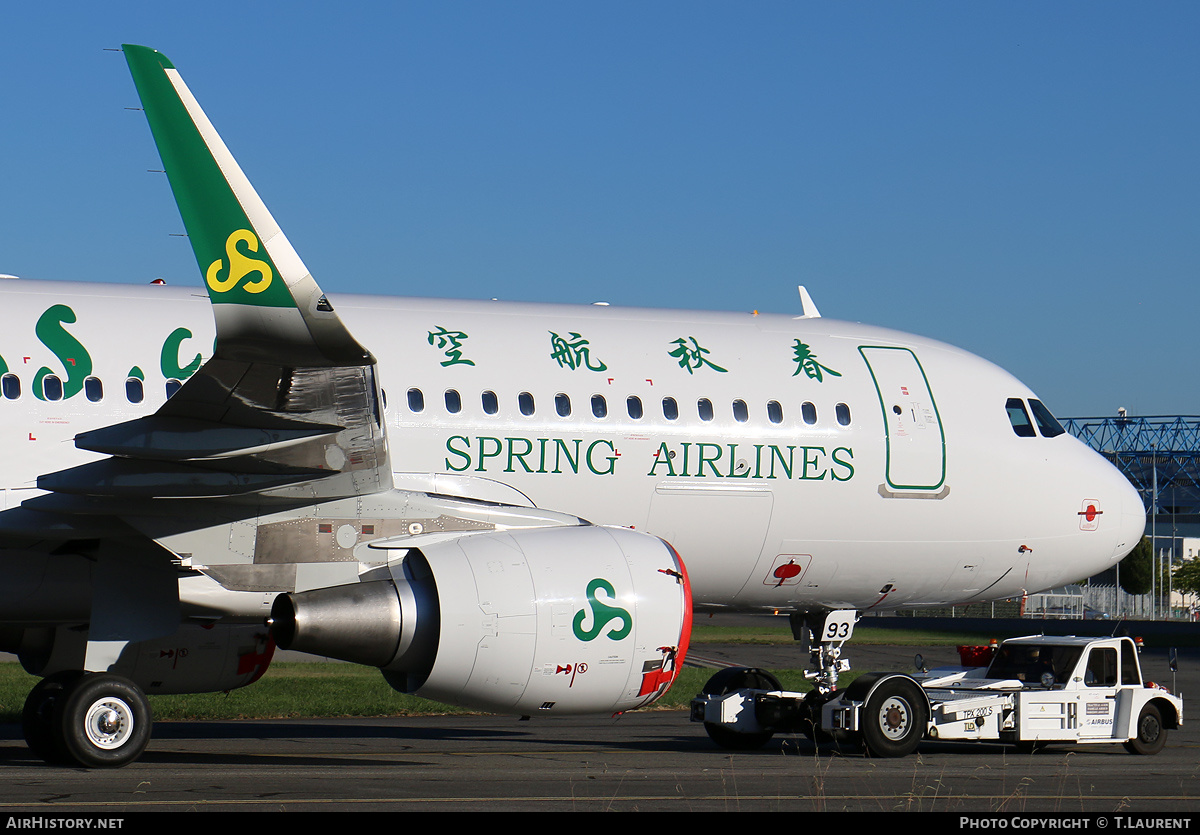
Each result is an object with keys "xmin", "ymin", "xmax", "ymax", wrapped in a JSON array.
[
  {"xmin": 123, "ymin": 45, "xmax": 369, "ymax": 367},
  {"xmin": 123, "ymin": 48, "xmax": 292, "ymax": 310}
]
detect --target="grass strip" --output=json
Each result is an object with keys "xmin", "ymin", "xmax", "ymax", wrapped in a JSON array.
[{"xmin": 0, "ymin": 663, "xmax": 825, "ymax": 724}]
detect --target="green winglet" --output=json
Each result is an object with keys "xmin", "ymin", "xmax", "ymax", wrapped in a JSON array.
[
  {"xmin": 123, "ymin": 45, "xmax": 293, "ymax": 310},
  {"xmin": 122, "ymin": 45, "xmax": 371, "ymax": 367}
]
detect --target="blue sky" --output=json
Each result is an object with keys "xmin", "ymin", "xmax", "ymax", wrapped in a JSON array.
[{"xmin": 2, "ymin": 2, "xmax": 1196, "ymax": 417}]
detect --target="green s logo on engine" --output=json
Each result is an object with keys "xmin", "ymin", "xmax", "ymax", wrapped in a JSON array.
[{"xmin": 572, "ymin": 578, "xmax": 632, "ymax": 642}]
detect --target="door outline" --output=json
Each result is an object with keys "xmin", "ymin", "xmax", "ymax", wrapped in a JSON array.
[{"xmin": 859, "ymin": 345, "xmax": 946, "ymax": 492}]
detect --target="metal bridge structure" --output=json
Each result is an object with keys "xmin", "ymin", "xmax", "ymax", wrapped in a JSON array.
[{"xmin": 1062, "ymin": 415, "xmax": 1200, "ymax": 518}]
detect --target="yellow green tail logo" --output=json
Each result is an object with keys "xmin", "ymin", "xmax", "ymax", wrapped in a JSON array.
[{"xmin": 207, "ymin": 229, "xmax": 274, "ymax": 295}]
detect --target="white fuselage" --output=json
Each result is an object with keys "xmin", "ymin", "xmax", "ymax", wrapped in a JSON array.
[{"xmin": 0, "ymin": 279, "xmax": 1144, "ymax": 613}]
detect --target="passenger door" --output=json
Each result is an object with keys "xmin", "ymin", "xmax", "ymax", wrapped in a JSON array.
[{"xmin": 858, "ymin": 346, "xmax": 946, "ymax": 494}]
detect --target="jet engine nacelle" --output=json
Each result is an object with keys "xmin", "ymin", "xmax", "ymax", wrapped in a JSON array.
[{"xmin": 271, "ymin": 525, "xmax": 691, "ymax": 715}]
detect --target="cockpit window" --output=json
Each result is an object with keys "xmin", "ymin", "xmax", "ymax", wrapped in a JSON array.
[
  {"xmin": 1005, "ymin": 398, "xmax": 1036, "ymax": 437},
  {"xmin": 1029, "ymin": 399, "xmax": 1066, "ymax": 438}
]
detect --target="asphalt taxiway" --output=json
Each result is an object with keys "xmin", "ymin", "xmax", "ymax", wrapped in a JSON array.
[{"xmin": 1, "ymin": 643, "xmax": 1196, "ymax": 813}]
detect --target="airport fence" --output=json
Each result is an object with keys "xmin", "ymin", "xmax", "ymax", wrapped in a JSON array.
[{"xmin": 890, "ymin": 584, "xmax": 1197, "ymax": 622}]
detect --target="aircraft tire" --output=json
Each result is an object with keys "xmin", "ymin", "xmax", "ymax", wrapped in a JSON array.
[
  {"xmin": 861, "ymin": 676, "xmax": 927, "ymax": 758},
  {"xmin": 22, "ymin": 672, "xmax": 83, "ymax": 764},
  {"xmin": 1123, "ymin": 703, "xmax": 1167, "ymax": 755},
  {"xmin": 54, "ymin": 674, "xmax": 152, "ymax": 768},
  {"xmin": 701, "ymin": 667, "xmax": 780, "ymax": 750}
]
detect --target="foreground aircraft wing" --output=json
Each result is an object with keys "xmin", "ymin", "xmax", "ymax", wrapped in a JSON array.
[{"xmin": 38, "ymin": 45, "xmax": 389, "ymax": 502}]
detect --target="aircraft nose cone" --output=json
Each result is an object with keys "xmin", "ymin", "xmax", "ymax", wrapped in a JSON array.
[{"xmin": 1115, "ymin": 471, "xmax": 1147, "ymax": 563}]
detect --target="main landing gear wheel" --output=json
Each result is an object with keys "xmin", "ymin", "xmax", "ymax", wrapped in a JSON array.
[
  {"xmin": 1124, "ymin": 703, "xmax": 1167, "ymax": 755},
  {"xmin": 24, "ymin": 673, "xmax": 153, "ymax": 768},
  {"xmin": 861, "ymin": 677, "xmax": 927, "ymax": 758},
  {"xmin": 701, "ymin": 666, "xmax": 781, "ymax": 750},
  {"xmin": 21, "ymin": 671, "xmax": 83, "ymax": 763}
]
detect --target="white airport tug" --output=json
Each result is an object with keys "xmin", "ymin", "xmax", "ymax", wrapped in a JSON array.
[{"xmin": 691, "ymin": 632, "xmax": 1183, "ymax": 757}]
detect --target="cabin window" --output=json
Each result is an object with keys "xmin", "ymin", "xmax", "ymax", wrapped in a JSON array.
[
  {"xmin": 767, "ymin": 400, "xmax": 783, "ymax": 424},
  {"xmin": 555, "ymin": 393, "xmax": 571, "ymax": 417},
  {"xmin": 1006, "ymin": 398, "xmax": 1035, "ymax": 437},
  {"xmin": 126, "ymin": 377, "xmax": 144, "ymax": 404},
  {"xmin": 1029, "ymin": 399, "xmax": 1066, "ymax": 438},
  {"xmin": 482, "ymin": 390, "xmax": 498, "ymax": 415},
  {"xmin": 518, "ymin": 391, "xmax": 535, "ymax": 416},
  {"xmin": 627, "ymin": 395, "xmax": 643, "ymax": 420},
  {"xmin": 697, "ymin": 398, "xmax": 713, "ymax": 422},
  {"xmin": 591, "ymin": 394, "xmax": 607, "ymax": 418},
  {"xmin": 165, "ymin": 379, "xmax": 183, "ymax": 399},
  {"xmin": 662, "ymin": 397, "xmax": 679, "ymax": 421},
  {"xmin": 732, "ymin": 399, "xmax": 748, "ymax": 423},
  {"xmin": 83, "ymin": 376, "xmax": 103, "ymax": 402},
  {"xmin": 1, "ymin": 373, "xmax": 19, "ymax": 400},
  {"xmin": 835, "ymin": 402, "xmax": 852, "ymax": 426},
  {"xmin": 801, "ymin": 401, "xmax": 817, "ymax": 425},
  {"xmin": 42, "ymin": 374, "xmax": 63, "ymax": 402},
  {"xmin": 407, "ymin": 388, "xmax": 424, "ymax": 412},
  {"xmin": 444, "ymin": 389, "xmax": 461, "ymax": 414}
]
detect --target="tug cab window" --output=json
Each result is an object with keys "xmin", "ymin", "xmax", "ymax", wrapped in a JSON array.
[
  {"xmin": 1122, "ymin": 641, "xmax": 1141, "ymax": 685},
  {"xmin": 986, "ymin": 643, "xmax": 1083, "ymax": 687},
  {"xmin": 1006, "ymin": 398, "xmax": 1036, "ymax": 437},
  {"xmin": 1029, "ymin": 399, "xmax": 1066, "ymax": 438},
  {"xmin": 1084, "ymin": 647, "xmax": 1118, "ymax": 687}
]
